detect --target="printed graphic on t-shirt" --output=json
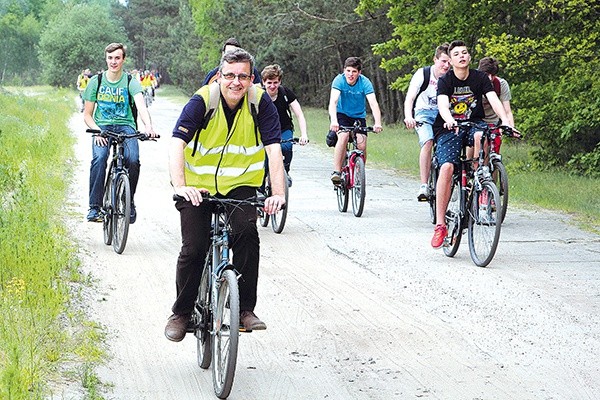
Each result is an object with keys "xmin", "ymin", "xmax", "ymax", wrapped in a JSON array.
[
  {"xmin": 97, "ymin": 85, "xmax": 129, "ymax": 120},
  {"xmin": 450, "ymin": 87, "xmax": 477, "ymax": 120}
]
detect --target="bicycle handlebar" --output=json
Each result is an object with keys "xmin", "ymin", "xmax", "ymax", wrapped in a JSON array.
[
  {"xmin": 338, "ymin": 125, "xmax": 374, "ymax": 134},
  {"xmin": 86, "ymin": 128, "xmax": 160, "ymax": 141},
  {"xmin": 452, "ymin": 121, "xmax": 522, "ymax": 140},
  {"xmin": 173, "ymin": 193, "xmax": 266, "ymax": 208}
]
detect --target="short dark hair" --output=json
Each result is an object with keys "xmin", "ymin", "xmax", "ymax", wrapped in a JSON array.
[
  {"xmin": 344, "ymin": 56, "xmax": 362, "ymax": 71},
  {"xmin": 448, "ymin": 40, "xmax": 467, "ymax": 54},
  {"xmin": 219, "ymin": 48, "xmax": 254, "ymax": 73},
  {"xmin": 222, "ymin": 37, "xmax": 241, "ymax": 52},
  {"xmin": 435, "ymin": 43, "xmax": 450, "ymax": 59},
  {"xmin": 105, "ymin": 43, "xmax": 126, "ymax": 57},
  {"xmin": 478, "ymin": 57, "xmax": 499, "ymax": 75}
]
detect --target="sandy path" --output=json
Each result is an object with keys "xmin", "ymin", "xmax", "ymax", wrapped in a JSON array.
[{"xmin": 61, "ymin": 94, "xmax": 600, "ymax": 399}]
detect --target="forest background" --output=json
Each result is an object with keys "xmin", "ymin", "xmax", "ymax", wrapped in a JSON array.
[{"xmin": 1, "ymin": 0, "xmax": 599, "ymax": 176}]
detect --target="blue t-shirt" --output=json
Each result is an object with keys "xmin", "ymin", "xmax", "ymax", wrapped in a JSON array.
[{"xmin": 331, "ymin": 74, "xmax": 374, "ymax": 119}]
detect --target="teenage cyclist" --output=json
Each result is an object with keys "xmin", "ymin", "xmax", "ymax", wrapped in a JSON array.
[
  {"xmin": 403, "ymin": 43, "xmax": 451, "ymax": 201},
  {"xmin": 82, "ymin": 43, "xmax": 158, "ymax": 223},
  {"xmin": 431, "ymin": 40, "xmax": 515, "ymax": 249},
  {"xmin": 328, "ymin": 56, "xmax": 383, "ymax": 185},
  {"xmin": 261, "ymin": 64, "xmax": 309, "ymax": 186}
]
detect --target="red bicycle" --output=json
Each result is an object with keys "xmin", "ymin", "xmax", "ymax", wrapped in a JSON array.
[{"xmin": 335, "ymin": 122, "xmax": 373, "ymax": 217}]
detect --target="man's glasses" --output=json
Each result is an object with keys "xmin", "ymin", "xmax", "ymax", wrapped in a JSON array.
[{"xmin": 221, "ymin": 72, "xmax": 252, "ymax": 81}]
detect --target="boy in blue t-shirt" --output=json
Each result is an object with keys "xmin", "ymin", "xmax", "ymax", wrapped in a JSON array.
[{"xmin": 328, "ymin": 57, "xmax": 383, "ymax": 184}]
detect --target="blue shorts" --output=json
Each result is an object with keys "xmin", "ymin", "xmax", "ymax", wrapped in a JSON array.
[
  {"xmin": 434, "ymin": 121, "xmax": 486, "ymax": 167},
  {"xmin": 414, "ymin": 109, "xmax": 437, "ymax": 147}
]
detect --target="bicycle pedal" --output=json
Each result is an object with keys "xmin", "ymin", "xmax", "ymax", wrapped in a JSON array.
[{"xmin": 239, "ymin": 326, "xmax": 252, "ymax": 333}]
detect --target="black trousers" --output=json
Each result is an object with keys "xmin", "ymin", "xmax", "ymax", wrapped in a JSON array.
[{"xmin": 171, "ymin": 186, "xmax": 260, "ymax": 315}]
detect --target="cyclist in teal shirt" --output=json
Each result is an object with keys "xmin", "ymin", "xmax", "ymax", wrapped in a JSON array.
[
  {"xmin": 82, "ymin": 42, "xmax": 158, "ymax": 223},
  {"xmin": 328, "ymin": 57, "xmax": 382, "ymax": 185}
]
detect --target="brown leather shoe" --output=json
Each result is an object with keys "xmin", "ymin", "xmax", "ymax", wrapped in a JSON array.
[
  {"xmin": 240, "ymin": 310, "xmax": 266, "ymax": 332},
  {"xmin": 165, "ymin": 313, "xmax": 190, "ymax": 342}
]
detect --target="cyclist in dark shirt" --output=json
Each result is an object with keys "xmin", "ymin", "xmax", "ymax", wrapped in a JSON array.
[{"xmin": 431, "ymin": 40, "xmax": 515, "ymax": 249}]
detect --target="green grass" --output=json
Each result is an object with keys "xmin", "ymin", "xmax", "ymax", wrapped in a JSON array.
[{"xmin": 0, "ymin": 86, "xmax": 107, "ymax": 399}]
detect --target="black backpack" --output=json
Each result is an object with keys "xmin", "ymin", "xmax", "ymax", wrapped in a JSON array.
[
  {"xmin": 96, "ymin": 72, "xmax": 138, "ymax": 128},
  {"xmin": 412, "ymin": 66, "xmax": 431, "ymax": 112}
]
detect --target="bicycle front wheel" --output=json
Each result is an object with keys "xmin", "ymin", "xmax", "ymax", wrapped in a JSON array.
[
  {"xmin": 336, "ymin": 172, "xmax": 349, "ymax": 213},
  {"xmin": 351, "ymin": 157, "xmax": 366, "ymax": 217},
  {"xmin": 212, "ymin": 269, "xmax": 239, "ymax": 399},
  {"xmin": 468, "ymin": 181, "xmax": 502, "ymax": 267},
  {"xmin": 443, "ymin": 176, "xmax": 463, "ymax": 258},
  {"xmin": 196, "ymin": 264, "xmax": 212, "ymax": 369},
  {"xmin": 492, "ymin": 160, "xmax": 509, "ymax": 224},
  {"xmin": 271, "ymin": 170, "xmax": 289, "ymax": 234},
  {"xmin": 428, "ymin": 157, "xmax": 438, "ymax": 224},
  {"xmin": 112, "ymin": 174, "xmax": 131, "ymax": 254},
  {"xmin": 102, "ymin": 174, "xmax": 113, "ymax": 246}
]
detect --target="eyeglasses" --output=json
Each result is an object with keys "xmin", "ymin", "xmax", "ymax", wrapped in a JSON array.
[{"xmin": 221, "ymin": 72, "xmax": 252, "ymax": 81}]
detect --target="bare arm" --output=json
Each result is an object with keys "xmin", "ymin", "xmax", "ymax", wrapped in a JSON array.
[
  {"xmin": 133, "ymin": 92, "xmax": 158, "ymax": 137},
  {"xmin": 328, "ymin": 88, "xmax": 341, "ymax": 131},
  {"xmin": 263, "ymin": 143, "xmax": 286, "ymax": 214},
  {"xmin": 289, "ymin": 99, "xmax": 308, "ymax": 144},
  {"xmin": 403, "ymin": 85, "xmax": 419, "ymax": 129},
  {"xmin": 437, "ymin": 94, "xmax": 455, "ymax": 129},
  {"xmin": 366, "ymin": 92, "xmax": 382, "ymax": 132},
  {"xmin": 501, "ymin": 100, "xmax": 514, "ymax": 127}
]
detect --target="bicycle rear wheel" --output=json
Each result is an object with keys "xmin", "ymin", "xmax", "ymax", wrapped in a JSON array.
[
  {"xmin": 351, "ymin": 157, "xmax": 366, "ymax": 217},
  {"xmin": 271, "ymin": 170, "xmax": 289, "ymax": 234},
  {"xmin": 468, "ymin": 181, "xmax": 502, "ymax": 267},
  {"xmin": 336, "ymin": 171, "xmax": 349, "ymax": 213},
  {"xmin": 443, "ymin": 177, "xmax": 462, "ymax": 258},
  {"xmin": 492, "ymin": 160, "xmax": 509, "ymax": 224},
  {"xmin": 428, "ymin": 157, "xmax": 438, "ymax": 224},
  {"xmin": 196, "ymin": 264, "xmax": 212, "ymax": 369},
  {"xmin": 102, "ymin": 174, "xmax": 113, "ymax": 245},
  {"xmin": 112, "ymin": 174, "xmax": 131, "ymax": 254},
  {"xmin": 212, "ymin": 269, "xmax": 239, "ymax": 399}
]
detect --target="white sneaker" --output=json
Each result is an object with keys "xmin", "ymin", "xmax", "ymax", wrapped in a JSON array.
[{"xmin": 417, "ymin": 184, "xmax": 429, "ymax": 202}]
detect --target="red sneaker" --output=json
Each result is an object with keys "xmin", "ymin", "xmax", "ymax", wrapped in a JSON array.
[{"xmin": 431, "ymin": 224, "xmax": 447, "ymax": 249}]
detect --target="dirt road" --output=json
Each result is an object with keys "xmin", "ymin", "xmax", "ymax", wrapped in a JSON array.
[{"xmin": 64, "ymin": 95, "xmax": 600, "ymax": 399}]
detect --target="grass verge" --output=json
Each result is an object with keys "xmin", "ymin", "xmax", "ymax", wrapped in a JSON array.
[{"xmin": 0, "ymin": 86, "xmax": 106, "ymax": 399}]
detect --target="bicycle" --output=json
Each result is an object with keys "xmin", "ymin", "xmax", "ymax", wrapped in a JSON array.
[
  {"xmin": 442, "ymin": 121, "xmax": 517, "ymax": 267},
  {"xmin": 86, "ymin": 128, "xmax": 157, "ymax": 254},
  {"xmin": 174, "ymin": 193, "xmax": 265, "ymax": 399},
  {"xmin": 258, "ymin": 137, "xmax": 300, "ymax": 233},
  {"xmin": 335, "ymin": 122, "xmax": 373, "ymax": 217},
  {"xmin": 485, "ymin": 124, "xmax": 522, "ymax": 224},
  {"xmin": 414, "ymin": 121, "xmax": 439, "ymax": 225}
]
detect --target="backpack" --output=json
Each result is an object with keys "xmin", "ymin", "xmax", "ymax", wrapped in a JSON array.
[
  {"xmin": 491, "ymin": 75, "xmax": 501, "ymax": 97},
  {"xmin": 191, "ymin": 82, "xmax": 261, "ymax": 157},
  {"xmin": 96, "ymin": 72, "xmax": 138, "ymax": 128},
  {"xmin": 412, "ymin": 66, "xmax": 431, "ymax": 112}
]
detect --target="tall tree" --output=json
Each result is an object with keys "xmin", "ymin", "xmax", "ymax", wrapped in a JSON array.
[
  {"xmin": 38, "ymin": 2, "xmax": 128, "ymax": 87},
  {"xmin": 358, "ymin": 0, "xmax": 600, "ymax": 176}
]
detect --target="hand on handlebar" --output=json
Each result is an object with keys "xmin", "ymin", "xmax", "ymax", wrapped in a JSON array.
[
  {"xmin": 373, "ymin": 124, "xmax": 383, "ymax": 133},
  {"xmin": 173, "ymin": 185, "xmax": 209, "ymax": 206},
  {"xmin": 263, "ymin": 194, "xmax": 286, "ymax": 215}
]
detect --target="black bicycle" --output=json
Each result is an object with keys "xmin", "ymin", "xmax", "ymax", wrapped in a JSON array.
[
  {"xmin": 442, "ymin": 121, "xmax": 517, "ymax": 267},
  {"xmin": 87, "ymin": 128, "xmax": 157, "ymax": 254},
  {"xmin": 175, "ymin": 193, "xmax": 264, "ymax": 399},
  {"xmin": 258, "ymin": 137, "xmax": 299, "ymax": 233}
]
